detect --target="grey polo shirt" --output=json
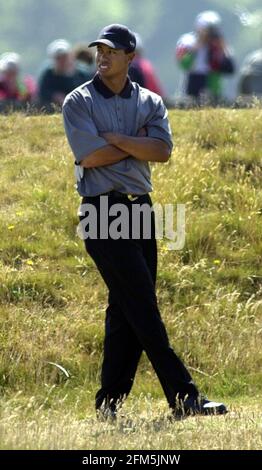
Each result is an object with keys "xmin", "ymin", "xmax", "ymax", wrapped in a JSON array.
[{"xmin": 62, "ymin": 73, "xmax": 173, "ymax": 197}]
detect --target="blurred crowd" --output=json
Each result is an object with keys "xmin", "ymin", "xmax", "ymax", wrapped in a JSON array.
[
  {"xmin": 0, "ymin": 10, "xmax": 261, "ymax": 112},
  {"xmin": 0, "ymin": 39, "xmax": 96, "ymax": 113}
]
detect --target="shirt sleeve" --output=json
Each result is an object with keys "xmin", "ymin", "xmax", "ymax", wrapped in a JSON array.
[
  {"xmin": 145, "ymin": 98, "xmax": 173, "ymax": 153},
  {"xmin": 62, "ymin": 91, "xmax": 108, "ymax": 163}
]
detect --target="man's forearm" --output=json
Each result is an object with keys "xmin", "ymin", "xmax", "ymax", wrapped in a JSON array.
[
  {"xmin": 80, "ymin": 145, "xmax": 129, "ymax": 169},
  {"xmin": 101, "ymin": 133, "xmax": 170, "ymax": 162}
]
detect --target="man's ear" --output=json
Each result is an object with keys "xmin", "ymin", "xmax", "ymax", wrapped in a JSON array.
[{"xmin": 127, "ymin": 52, "xmax": 136, "ymax": 65}]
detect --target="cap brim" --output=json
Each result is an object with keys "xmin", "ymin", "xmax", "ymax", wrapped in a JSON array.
[{"xmin": 88, "ymin": 39, "xmax": 125, "ymax": 50}]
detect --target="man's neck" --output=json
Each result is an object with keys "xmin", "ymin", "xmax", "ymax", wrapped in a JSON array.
[{"xmin": 99, "ymin": 72, "xmax": 128, "ymax": 95}]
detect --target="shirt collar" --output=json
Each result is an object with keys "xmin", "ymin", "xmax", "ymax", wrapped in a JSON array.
[{"xmin": 92, "ymin": 73, "xmax": 133, "ymax": 99}]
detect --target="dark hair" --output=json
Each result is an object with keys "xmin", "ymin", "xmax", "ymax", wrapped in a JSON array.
[{"xmin": 74, "ymin": 44, "xmax": 95, "ymax": 65}]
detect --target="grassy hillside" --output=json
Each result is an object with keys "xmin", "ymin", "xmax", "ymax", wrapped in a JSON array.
[{"xmin": 0, "ymin": 109, "xmax": 261, "ymax": 450}]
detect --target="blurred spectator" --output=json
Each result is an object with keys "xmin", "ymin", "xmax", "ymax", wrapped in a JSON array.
[
  {"xmin": 38, "ymin": 39, "xmax": 90, "ymax": 111},
  {"xmin": 73, "ymin": 43, "xmax": 96, "ymax": 77},
  {"xmin": 0, "ymin": 52, "xmax": 37, "ymax": 107},
  {"xmin": 239, "ymin": 49, "xmax": 262, "ymax": 97},
  {"xmin": 176, "ymin": 11, "xmax": 235, "ymax": 104},
  {"xmin": 129, "ymin": 33, "xmax": 165, "ymax": 97}
]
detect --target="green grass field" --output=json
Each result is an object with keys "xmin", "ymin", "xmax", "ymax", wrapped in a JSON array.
[{"xmin": 0, "ymin": 109, "xmax": 261, "ymax": 450}]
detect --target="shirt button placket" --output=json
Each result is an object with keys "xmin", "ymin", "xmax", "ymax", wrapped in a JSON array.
[{"xmin": 116, "ymin": 97, "xmax": 123, "ymax": 131}]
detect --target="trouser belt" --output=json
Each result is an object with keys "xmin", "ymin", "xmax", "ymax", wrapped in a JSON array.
[{"xmin": 101, "ymin": 190, "xmax": 145, "ymax": 201}]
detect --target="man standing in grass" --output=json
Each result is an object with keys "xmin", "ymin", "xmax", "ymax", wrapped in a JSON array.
[{"xmin": 62, "ymin": 24, "xmax": 227, "ymax": 420}]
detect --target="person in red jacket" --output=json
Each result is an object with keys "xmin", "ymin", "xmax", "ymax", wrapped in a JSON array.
[{"xmin": 0, "ymin": 52, "xmax": 36, "ymax": 105}]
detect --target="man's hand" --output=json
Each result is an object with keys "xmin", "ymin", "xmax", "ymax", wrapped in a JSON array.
[{"xmin": 137, "ymin": 127, "xmax": 148, "ymax": 137}]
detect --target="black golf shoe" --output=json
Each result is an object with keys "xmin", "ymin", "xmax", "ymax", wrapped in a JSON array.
[{"xmin": 172, "ymin": 396, "xmax": 228, "ymax": 419}]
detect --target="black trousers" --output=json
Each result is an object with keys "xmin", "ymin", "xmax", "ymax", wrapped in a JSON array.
[
  {"xmin": 79, "ymin": 193, "xmax": 198, "ymax": 411},
  {"xmin": 187, "ymin": 73, "xmax": 207, "ymax": 98}
]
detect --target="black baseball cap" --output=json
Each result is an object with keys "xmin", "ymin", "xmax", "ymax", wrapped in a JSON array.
[{"xmin": 88, "ymin": 24, "xmax": 136, "ymax": 52}]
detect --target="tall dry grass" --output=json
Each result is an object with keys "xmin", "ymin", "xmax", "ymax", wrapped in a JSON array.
[{"xmin": 0, "ymin": 109, "xmax": 261, "ymax": 449}]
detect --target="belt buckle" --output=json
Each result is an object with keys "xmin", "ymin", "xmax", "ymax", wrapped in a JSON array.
[{"xmin": 127, "ymin": 194, "xmax": 139, "ymax": 201}]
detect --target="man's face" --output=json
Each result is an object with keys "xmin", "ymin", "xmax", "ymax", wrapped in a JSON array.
[
  {"xmin": 198, "ymin": 28, "xmax": 210, "ymax": 44},
  {"xmin": 54, "ymin": 52, "xmax": 73, "ymax": 73},
  {"xmin": 96, "ymin": 44, "xmax": 134, "ymax": 78}
]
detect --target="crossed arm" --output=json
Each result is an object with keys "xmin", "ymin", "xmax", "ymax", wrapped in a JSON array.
[{"xmin": 80, "ymin": 129, "xmax": 171, "ymax": 169}]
